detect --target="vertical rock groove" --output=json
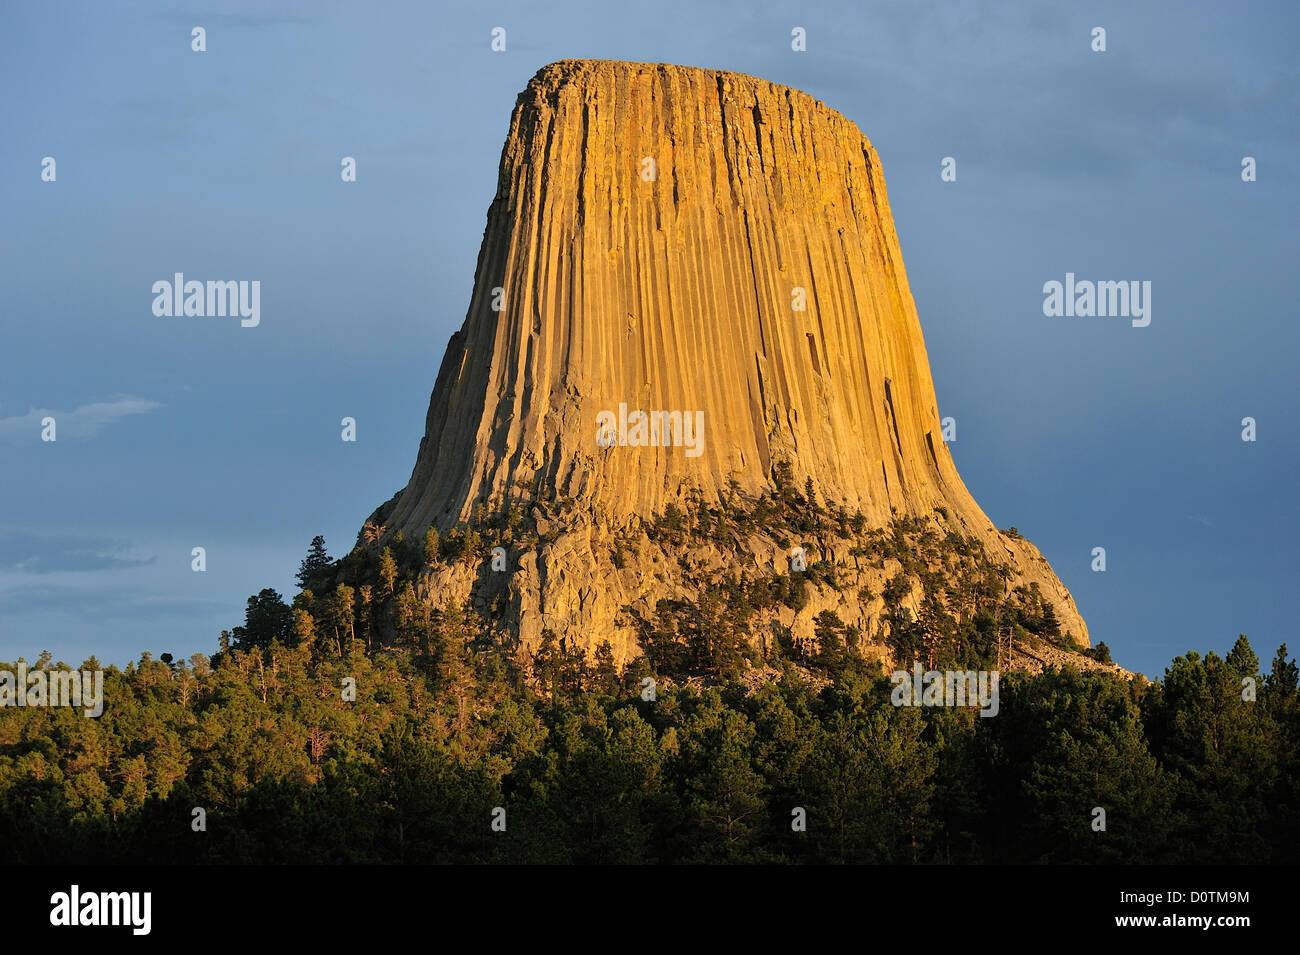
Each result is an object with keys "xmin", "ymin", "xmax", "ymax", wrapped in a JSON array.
[{"xmin": 369, "ymin": 59, "xmax": 1089, "ymax": 653}]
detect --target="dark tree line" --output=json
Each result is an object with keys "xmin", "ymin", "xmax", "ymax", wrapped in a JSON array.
[
  {"xmin": 1, "ymin": 632, "xmax": 1294, "ymax": 864},
  {"xmin": 3, "ymin": 502, "xmax": 1294, "ymax": 864}
]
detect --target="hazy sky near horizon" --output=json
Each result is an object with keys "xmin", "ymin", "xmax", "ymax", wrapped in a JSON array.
[{"xmin": 2, "ymin": 0, "xmax": 1296, "ymax": 680}]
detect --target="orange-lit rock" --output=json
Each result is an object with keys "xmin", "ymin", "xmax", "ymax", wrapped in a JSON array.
[{"xmin": 367, "ymin": 60, "xmax": 1090, "ymax": 665}]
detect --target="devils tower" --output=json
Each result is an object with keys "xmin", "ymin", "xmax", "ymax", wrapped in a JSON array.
[{"xmin": 365, "ymin": 59, "xmax": 1091, "ymax": 670}]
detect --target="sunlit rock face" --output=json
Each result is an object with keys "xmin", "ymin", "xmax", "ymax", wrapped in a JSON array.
[{"xmin": 367, "ymin": 60, "xmax": 1089, "ymax": 662}]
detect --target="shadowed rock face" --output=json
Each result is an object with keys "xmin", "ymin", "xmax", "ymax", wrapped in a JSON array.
[{"xmin": 369, "ymin": 59, "xmax": 1089, "ymax": 657}]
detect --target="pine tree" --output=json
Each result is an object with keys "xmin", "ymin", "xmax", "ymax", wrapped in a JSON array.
[
  {"xmin": 231, "ymin": 589, "xmax": 292, "ymax": 650},
  {"xmin": 323, "ymin": 584, "xmax": 356, "ymax": 656},
  {"xmin": 1227, "ymin": 634, "xmax": 1259, "ymax": 678},
  {"xmin": 774, "ymin": 460, "xmax": 795, "ymax": 508},
  {"xmin": 296, "ymin": 536, "xmax": 331, "ymax": 589},
  {"xmin": 379, "ymin": 547, "xmax": 398, "ymax": 596},
  {"xmin": 1265, "ymin": 643, "xmax": 1298, "ymax": 695},
  {"xmin": 291, "ymin": 608, "xmax": 315, "ymax": 652},
  {"xmin": 592, "ymin": 641, "xmax": 619, "ymax": 694},
  {"xmin": 534, "ymin": 629, "xmax": 562, "ymax": 700},
  {"xmin": 1040, "ymin": 601, "xmax": 1061, "ymax": 638},
  {"xmin": 804, "ymin": 476, "xmax": 819, "ymax": 514}
]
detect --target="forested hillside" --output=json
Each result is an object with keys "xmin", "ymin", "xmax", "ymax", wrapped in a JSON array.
[{"xmin": 2, "ymin": 631, "xmax": 1295, "ymax": 863}]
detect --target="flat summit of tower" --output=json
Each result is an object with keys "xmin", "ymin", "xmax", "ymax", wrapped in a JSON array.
[{"xmin": 363, "ymin": 61, "xmax": 1094, "ymax": 668}]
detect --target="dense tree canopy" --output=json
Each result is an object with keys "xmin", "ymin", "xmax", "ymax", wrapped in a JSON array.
[
  {"xmin": 1, "ymin": 633, "xmax": 1294, "ymax": 864},
  {"xmin": 2, "ymin": 488, "xmax": 1294, "ymax": 864}
]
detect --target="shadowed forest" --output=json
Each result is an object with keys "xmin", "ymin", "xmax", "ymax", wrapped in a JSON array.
[{"xmin": 3, "ymin": 484, "xmax": 1296, "ymax": 864}]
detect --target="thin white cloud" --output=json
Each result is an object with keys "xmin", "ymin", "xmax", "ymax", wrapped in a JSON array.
[
  {"xmin": 0, "ymin": 397, "xmax": 161, "ymax": 441},
  {"xmin": 0, "ymin": 532, "xmax": 156, "ymax": 574}
]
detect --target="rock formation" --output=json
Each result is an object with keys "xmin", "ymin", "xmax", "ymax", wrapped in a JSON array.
[{"xmin": 366, "ymin": 59, "xmax": 1090, "ymax": 667}]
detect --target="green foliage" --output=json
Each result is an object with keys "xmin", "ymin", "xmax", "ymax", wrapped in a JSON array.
[
  {"xmin": 295, "ymin": 535, "xmax": 331, "ymax": 590},
  {"xmin": 1, "ymin": 633, "xmax": 1295, "ymax": 864},
  {"xmin": 378, "ymin": 548, "xmax": 398, "ymax": 596},
  {"xmin": 1139, "ymin": 639, "xmax": 1282, "ymax": 863},
  {"xmin": 231, "ymin": 589, "xmax": 292, "ymax": 651},
  {"xmin": 5, "ymin": 508, "xmax": 1294, "ymax": 864},
  {"xmin": 1085, "ymin": 640, "xmax": 1113, "ymax": 664},
  {"xmin": 987, "ymin": 667, "xmax": 1178, "ymax": 863}
]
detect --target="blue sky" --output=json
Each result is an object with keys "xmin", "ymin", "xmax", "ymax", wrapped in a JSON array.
[{"xmin": 2, "ymin": 0, "xmax": 1296, "ymax": 680}]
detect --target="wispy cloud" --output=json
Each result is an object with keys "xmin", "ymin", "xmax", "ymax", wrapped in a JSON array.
[
  {"xmin": 0, "ymin": 397, "xmax": 161, "ymax": 441},
  {"xmin": 0, "ymin": 533, "xmax": 157, "ymax": 575},
  {"xmin": 0, "ymin": 583, "xmax": 225, "ymax": 621}
]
